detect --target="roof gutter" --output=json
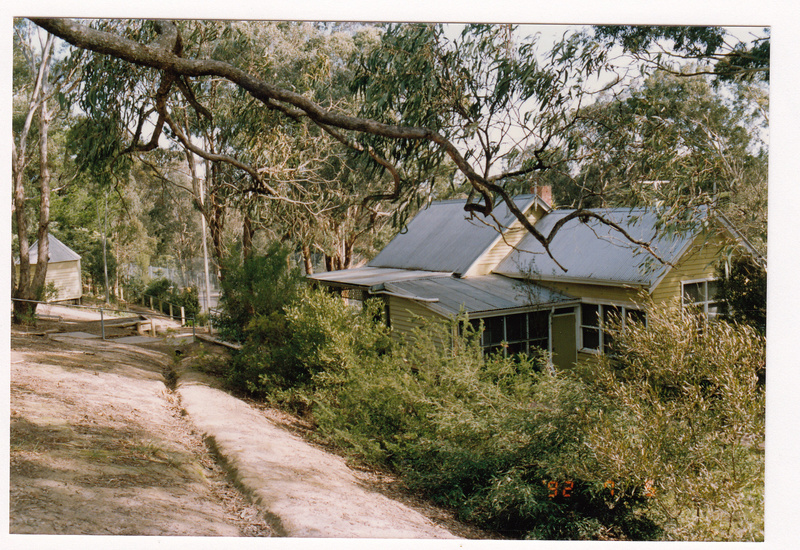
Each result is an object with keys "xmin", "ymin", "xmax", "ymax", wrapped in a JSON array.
[{"xmin": 498, "ymin": 272, "xmax": 650, "ymax": 289}]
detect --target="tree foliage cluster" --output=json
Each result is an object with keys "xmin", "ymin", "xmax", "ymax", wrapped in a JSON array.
[
  {"xmin": 26, "ymin": 18, "xmax": 768, "ymax": 280},
  {"xmin": 15, "ymin": 19, "xmax": 768, "ymax": 317}
]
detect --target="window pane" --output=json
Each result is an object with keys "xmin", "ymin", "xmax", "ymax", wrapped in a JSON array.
[
  {"xmin": 529, "ymin": 337, "xmax": 548, "ymax": 352},
  {"xmin": 581, "ymin": 304, "xmax": 599, "ymax": 328},
  {"xmin": 683, "ymin": 282, "xmax": 704, "ymax": 304},
  {"xmin": 582, "ymin": 327, "xmax": 600, "ymax": 350},
  {"xmin": 626, "ymin": 309, "xmax": 646, "ymax": 325},
  {"xmin": 707, "ymin": 279, "xmax": 720, "ymax": 299},
  {"xmin": 506, "ymin": 341, "xmax": 526, "ymax": 356},
  {"xmin": 603, "ymin": 304, "xmax": 621, "ymax": 326},
  {"xmin": 528, "ymin": 310, "xmax": 549, "ymax": 339},
  {"xmin": 506, "ymin": 313, "xmax": 527, "ymax": 342},
  {"xmin": 483, "ymin": 316, "xmax": 505, "ymax": 345}
]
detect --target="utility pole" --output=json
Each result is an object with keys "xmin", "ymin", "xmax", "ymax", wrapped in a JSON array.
[
  {"xmin": 199, "ymin": 164, "xmax": 213, "ymax": 315},
  {"xmin": 103, "ymin": 190, "xmax": 110, "ymax": 304}
]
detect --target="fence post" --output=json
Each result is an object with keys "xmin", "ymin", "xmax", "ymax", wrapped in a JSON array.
[
  {"xmin": 180, "ymin": 306, "xmax": 185, "ymax": 326},
  {"xmin": 100, "ymin": 308, "xmax": 105, "ymax": 340},
  {"xmin": 169, "ymin": 302, "xmax": 173, "ymax": 319}
]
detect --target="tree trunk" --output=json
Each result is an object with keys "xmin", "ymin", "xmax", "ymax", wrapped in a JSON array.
[
  {"xmin": 12, "ymin": 37, "xmax": 54, "ymax": 323},
  {"xmin": 242, "ymin": 204, "xmax": 255, "ymax": 260},
  {"xmin": 301, "ymin": 242, "xmax": 313, "ymax": 275}
]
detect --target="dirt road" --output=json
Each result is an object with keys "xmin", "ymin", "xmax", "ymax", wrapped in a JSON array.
[
  {"xmin": 10, "ymin": 329, "xmax": 271, "ymax": 536},
  {"xmin": 9, "ymin": 307, "xmax": 487, "ymax": 539}
]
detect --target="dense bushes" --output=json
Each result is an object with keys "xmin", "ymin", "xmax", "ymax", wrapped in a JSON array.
[
  {"xmin": 581, "ymin": 305, "xmax": 765, "ymax": 540},
  {"xmin": 220, "ymin": 252, "xmax": 764, "ymax": 541},
  {"xmin": 717, "ymin": 256, "xmax": 767, "ymax": 333},
  {"xmin": 214, "ymin": 243, "xmax": 302, "ymax": 343}
]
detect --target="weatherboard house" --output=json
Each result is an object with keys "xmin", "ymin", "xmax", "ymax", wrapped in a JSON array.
[
  {"xmin": 308, "ymin": 191, "xmax": 761, "ymax": 369},
  {"xmin": 14, "ymin": 234, "xmax": 83, "ymax": 304}
]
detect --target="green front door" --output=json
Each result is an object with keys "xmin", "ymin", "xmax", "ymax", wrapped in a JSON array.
[{"xmin": 551, "ymin": 311, "xmax": 577, "ymax": 369}]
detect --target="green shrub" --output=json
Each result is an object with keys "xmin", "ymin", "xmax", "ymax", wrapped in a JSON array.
[
  {"xmin": 215, "ymin": 243, "xmax": 302, "ymax": 343},
  {"xmin": 226, "ymin": 286, "xmax": 391, "ymax": 403},
  {"xmin": 717, "ymin": 256, "xmax": 767, "ymax": 333},
  {"xmin": 169, "ymin": 285, "xmax": 200, "ymax": 318},
  {"xmin": 142, "ymin": 277, "xmax": 200, "ymax": 319},
  {"xmin": 579, "ymin": 303, "xmax": 765, "ymax": 541},
  {"xmin": 144, "ymin": 277, "xmax": 172, "ymax": 304},
  {"xmin": 123, "ymin": 275, "xmax": 146, "ymax": 303},
  {"xmin": 297, "ymin": 314, "xmax": 658, "ymax": 539}
]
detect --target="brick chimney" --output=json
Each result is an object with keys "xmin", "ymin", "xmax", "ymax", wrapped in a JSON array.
[{"xmin": 530, "ymin": 185, "xmax": 552, "ymax": 207}]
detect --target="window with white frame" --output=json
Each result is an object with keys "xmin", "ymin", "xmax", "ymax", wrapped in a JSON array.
[
  {"xmin": 682, "ymin": 279, "xmax": 725, "ymax": 320},
  {"xmin": 580, "ymin": 303, "xmax": 646, "ymax": 353},
  {"xmin": 472, "ymin": 310, "xmax": 549, "ymax": 357}
]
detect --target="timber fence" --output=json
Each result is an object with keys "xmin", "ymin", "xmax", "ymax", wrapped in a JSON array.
[{"xmin": 11, "ymin": 297, "xmax": 197, "ymax": 342}]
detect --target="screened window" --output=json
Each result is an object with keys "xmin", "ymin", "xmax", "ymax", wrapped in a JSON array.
[
  {"xmin": 581, "ymin": 303, "xmax": 645, "ymax": 353},
  {"xmin": 472, "ymin": 310, "xmax": 550, "ymax": 357},
  {"xmin": 682, "ymin": 279, "xmax": 725, "ymax": 320}
]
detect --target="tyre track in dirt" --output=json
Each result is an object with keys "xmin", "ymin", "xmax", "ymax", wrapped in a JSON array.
[{"xmin": 10, "ymin": 329, "xmax": 273, "ymax": 536}]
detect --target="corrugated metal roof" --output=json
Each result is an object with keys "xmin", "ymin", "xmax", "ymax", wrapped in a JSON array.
[
  {"xmin": 383, "ymin": 274, "xmax": 576, "ymax": 317},
  {"xmin": 368, "ymin": 195, "xmax": 542, "ymax": 275},
  {"xmin": 18, "ymin": 234, "xmax": 81, "ymax": 264},
  {"xmin": 308, "ymin": 266, "xmax": 452, "ymax": 287},
  {"xmin": 494, "ymin": 208, "xmax": 699, "ymax": 287}
]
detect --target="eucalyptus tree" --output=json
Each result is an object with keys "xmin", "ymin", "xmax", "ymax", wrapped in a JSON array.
[
  {"xmin": 31, "ymin": 18, "xmax": 768, "ymax": 272},
  {"xmin": 12, "ymin": 20, "xmax": 79, "ymax": 321},
  {"xmin": 539, "ymin": 69, "xmax": 768, "ymax": 254},
  {"xmin": 24, "ymin": 19, "xmax": 601, "ymax": 270},
  {"xmin": 592, "ymin": 25, "xmax": 770, "ymax": 84}
]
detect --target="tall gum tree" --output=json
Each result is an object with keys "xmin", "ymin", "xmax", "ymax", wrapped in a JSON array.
[
  {"xmin": 12, "ymin": 22, "xmax": 61, "ymax": 322},
  {"xmin": 30, "ymin": 19, "xmax": 768, "ymax": 272}
]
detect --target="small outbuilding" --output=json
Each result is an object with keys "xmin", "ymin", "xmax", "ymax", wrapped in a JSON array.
[{"xmin": 15, "ymin": 234, "xmax": 83, "ymax": 303}]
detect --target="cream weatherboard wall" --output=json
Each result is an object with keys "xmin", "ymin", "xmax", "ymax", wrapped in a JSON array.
[
  {"xmin": 650, "ymin": 230, "xmax": 730, "ymax": 305},
  {"xmin": 386, "ymin": 295, "xmax": 450, "ymax": 347},
  {"xmin": 14, "ymin": 259, "xmax": 82, "ymax": 303},
  {"xmin": 536, "ymin": 281, "xmax": 642, "ymax": 305}
]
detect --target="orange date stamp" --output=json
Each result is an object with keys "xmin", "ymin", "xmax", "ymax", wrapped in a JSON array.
[{"xmin": 541, "ymin": 479, "xmax": 656, "ymax": 498}]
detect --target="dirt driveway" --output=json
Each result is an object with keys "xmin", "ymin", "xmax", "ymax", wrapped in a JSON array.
[
  {"xmin": 9, "ymin": 307, "xmax": 491, "ymax": 540},
  {"xmin": 9, "ymin": 328, "xmax": 271, "ymax": 536}
]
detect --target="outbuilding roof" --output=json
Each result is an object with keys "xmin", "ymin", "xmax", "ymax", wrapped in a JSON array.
[
  {"xmin": 17, "ymin": 234, "xmax": 81, "ymax": 264},
  {"xmin": 494, "ymin": 208, "xmax": 699, "ymax": 287},
  {"xmin": 368, "ymin": 194, "xmax": 547, "ymax": 275}
]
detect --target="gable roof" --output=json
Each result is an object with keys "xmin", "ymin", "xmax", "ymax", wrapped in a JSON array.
[
  {"xmin": 368, "ymin": 194, "xmax": 547, "ymax": 275},
  {"xmin": 16, "ymin": 234, "xmax": 81, "ymax": 265},
  {"xmin": 494, "ymin": 208, "xmax": 699, "ymax": 288}
]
